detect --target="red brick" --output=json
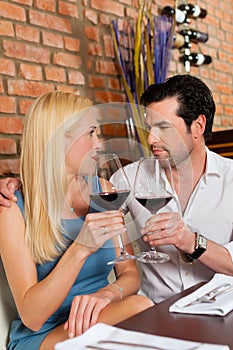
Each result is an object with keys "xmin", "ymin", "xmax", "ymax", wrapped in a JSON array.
[
  {"xmin": 86, "ymin": 59, "xmax": 93, "ymax": 70},
  {"xmin": 64, "ymin": 37, "xmax": 80, "ymax": 52},
  {"xmin": 10, "ymin": 0, "xmax": 32, "ymax": 5},
  {"xmin": 220, "ymin": 95, "xmax": 233, "ymax": 105},
  {"xmin": 95, "ymin": 91, "xmax": 125, "ymax": 103},
  {"xmin": 53, "ymin": 52, "xmax": 82, "ymax": 69},
  {"xmin": 15, "ymin": 24, "xmax": 40, "ymax": 43},
  {"xmin": 42, "ymin": 31, "xmax": 64, "ymax": 49},
  {"xmin": 119, "ymin": 0, "xmax": 131, "ymax": 5},
  {"xmin": 0, "ymin": 138, "xmax": 17, "ymax": 155},
  {"xmin": 88, "ymin": 42, "xmax": 102, "ymax": 56},
  {"xmin": 84, "ymin": 26, "xmax": 99, "ymax": 41},
  {"xmin": 0, "ymin": 159, "xmax": 20, "ymax": 176},
  {"xmin": 84, "ymin": 9, "xmax": 98, "ymax": 24},
  {"xmin": 0, "ymin": 58, "xmax": 16, "ymax": 76},
  {"xmin": 99, "ymin": 14, "xmax": 110, "ymax": 25},
  {"xmin": 224, "ymin": 106, "xmax": 233, "ymax": 117},
  {"xmin": 45, "ymin": 67, "xmax": 66, "ymax": 82},
  {"xmin": 56, "ymin": 85, "xmax": 78, "ymax": 93},
  {"xmin": 58, "ymin": 1, "xmax": 78, "ymax": 18},
  {"xmin": 68, "ymin": 71, "xmax": 85, "ymax": 85},
  {"xmin": 108, "ymin": 77, "xmax": 121, "ymax": 90},
  {"xmin": 88, "ymin": 75, "xmax": 105, "ymax": 88},
  {"xmin": 125, "ymin": 7, "xmax": 138, "ymax": 19},
  {"xmin": 0, "ymin": 1, "xmax": 26, "ymax": 21},
  {"xmin": 91, "ymin": 0, "xmax": 124, "ymax": 16},
  {"xmin": 96, "ymin": 61, "xmax": 118, "ymax": 75},
  {"xmin": 19, "ymin": 99, "xmax": 34, "ymax": 114},
  {"xmin": 0, "ymin": 78, "xmax": 3, "ymax": 93},
  {"xmin": 29, "ymin": 9, "xmax": 72, "ymax": 33},
  {"xmin": 103, "ymin": 35, "xmax": 114, "ymax": 58},
  {"xmin": 0, "ymin": 117, "xmax": 24, "ymax": 134},
  {"xmin": 216, "ymin": 84, "xmax": 232, "ymax": 94},
  {"xmin": 214, "ymin": 60, "xmax": 230, "ymax": 73},
  {"xmin": 221, "ymin": 21, "xmax": 233, "ymax": 33},
  {"xmin": 0, "ymin": 96, "xmax": 16, "ymax": 114},
  {"xmin": 8, "ymin": 80, "xmax": 54, "ymax": 97},
  {"xmin": 19, "ymin": 63, "xmax": 42, "ymax": 81},
  {"xmin": 0, "ymin": 20, "xmax": 14, "ymax": 37},
  {"xmin": 3, "ymin": 40, "xmax": 50, "ymax": 64},
  {"xmin": 34, "ymin": 0, "xmax": 56, "ymax": 12}
]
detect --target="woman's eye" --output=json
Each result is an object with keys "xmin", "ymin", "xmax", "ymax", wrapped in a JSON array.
[{"xmin": 89, "ymin": 128, "xmax": 96, "ymax": 136}]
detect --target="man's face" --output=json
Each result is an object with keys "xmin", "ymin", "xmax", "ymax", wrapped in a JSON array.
[{"xmin": 145, "ymin": 97, "xmax": 194, "ymax": 166}]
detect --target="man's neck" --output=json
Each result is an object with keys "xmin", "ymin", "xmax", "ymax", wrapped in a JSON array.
[{"xmin": 172, "ymin": 146, "xmax": 207, "ymax": 214}]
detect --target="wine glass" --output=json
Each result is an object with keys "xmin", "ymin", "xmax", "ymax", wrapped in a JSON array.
[
  {"xmin": 133, "ymin": 157, "xmax": 175, "ymax": 263},
  {"xmin": 88, "ymin": 153, "xmax": 135, "ymax": 264}
]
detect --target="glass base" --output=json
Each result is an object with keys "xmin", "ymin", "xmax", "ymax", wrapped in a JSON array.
[
  {"xmin": 136, "ymin": 251, "xmax": 170, "ymax": 264},
  {"xmin": 107, "ymin": 252, "xmax": 135, "ymax": 265}
]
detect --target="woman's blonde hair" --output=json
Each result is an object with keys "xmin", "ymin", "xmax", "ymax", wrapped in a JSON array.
[{"xmin": 20, "ymin": 91, "xmax": 93, "ymax": 264}]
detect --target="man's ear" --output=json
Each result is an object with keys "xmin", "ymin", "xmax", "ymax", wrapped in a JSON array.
[{"xmin": 191, "ymin": 115, "xmax": 206, "ymax": 139}]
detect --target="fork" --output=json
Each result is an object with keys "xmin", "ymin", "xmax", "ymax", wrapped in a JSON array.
[
  {"xmin": 85, "ymin": 340, "xmax": 202, "ymax": 350},
  {"xmin": 183, "ymin": 283, "xmax": 233, "ymax": 307}
]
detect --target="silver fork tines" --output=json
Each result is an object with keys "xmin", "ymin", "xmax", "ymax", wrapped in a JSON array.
[{"xmin": 183, "ymin": 283, "xmax": 233, "ymax": 307}]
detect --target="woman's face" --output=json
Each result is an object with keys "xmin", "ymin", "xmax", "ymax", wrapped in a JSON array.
[{"xmin": 65, "ymin": 114, "xmax": 101, "ymax": 175}]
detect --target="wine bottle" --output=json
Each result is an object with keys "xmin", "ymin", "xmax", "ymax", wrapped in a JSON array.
[
  {"xmin": 173, "ymin": 33, "xmax": 186, "ymax": 49},
  {"xmin": 178, "ymin": 4, "xmax": 207, "ymax": 19},
  {"xmin": 179, "ymin": 53, "xmax": 212, "ymax": 66},
  {"xmin": 179, "ymin": 29, "xmax": 209, "ymax": 43},
  {"xmin": 161, "ymin": 6, "xmax": 186, "ymax": 24}
]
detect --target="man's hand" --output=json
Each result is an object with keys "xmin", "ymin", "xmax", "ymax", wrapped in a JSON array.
[
  {"xmin": 141, "ymin": 212, "xmax": 196, "ymax": 254},
  {"xmin": 0, "ymin": 178, "xmax": 20, "ymax": 211}
]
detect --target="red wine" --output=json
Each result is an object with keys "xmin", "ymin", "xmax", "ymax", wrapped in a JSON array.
[
  {"xmin": 90, "ymin": 190, "xmax": 130, "ymax": 211},
  {"xmin": 135, "ymin": 196, "xmax": 173, "ymax": 214}
]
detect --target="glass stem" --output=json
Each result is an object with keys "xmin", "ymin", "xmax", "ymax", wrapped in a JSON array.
[{"xmin": 118, "ymin": 235, "xmax": 125, "ymax": 254}]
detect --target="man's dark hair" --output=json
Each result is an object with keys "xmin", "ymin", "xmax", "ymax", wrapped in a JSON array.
[{"xmin": 140, "ymin": 74, "xmax": 216, "ymax": 141}]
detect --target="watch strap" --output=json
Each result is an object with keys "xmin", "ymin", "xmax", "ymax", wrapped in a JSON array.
[{"xmin": 184, "ymin": 233, "xmax": 207, "ymax": 262}]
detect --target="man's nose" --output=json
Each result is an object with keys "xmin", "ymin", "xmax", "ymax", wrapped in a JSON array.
[{"xmin": 147, "ymin": 130, "xmax": 161, "ymax": 145}]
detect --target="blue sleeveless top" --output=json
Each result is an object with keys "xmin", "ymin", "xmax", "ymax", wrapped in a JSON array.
[{"xmin": 8, "ymin": 191, "xmax": 116, "ymax": 350}]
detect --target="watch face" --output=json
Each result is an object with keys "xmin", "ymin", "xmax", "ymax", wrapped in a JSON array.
[{"xmin": 198, "ymin": 234, "xmax": 207, "ymax": 249}]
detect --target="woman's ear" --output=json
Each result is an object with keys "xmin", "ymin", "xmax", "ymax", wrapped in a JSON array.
[{"xmin": 192, "ymin": 115, "xmax": 206, "ymax": 139}]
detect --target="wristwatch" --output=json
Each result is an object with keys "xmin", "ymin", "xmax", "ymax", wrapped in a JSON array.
[{"xmin": 184, "ymin": 233, "xmax": 207, "ymax": 263}]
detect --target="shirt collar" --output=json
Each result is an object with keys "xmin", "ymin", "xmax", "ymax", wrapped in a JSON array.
[{"xmin": 202, "ymin": 147, "xmax": 221, "ymax": 184}]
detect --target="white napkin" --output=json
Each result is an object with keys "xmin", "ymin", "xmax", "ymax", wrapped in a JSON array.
[
  {"xmin": 169, "ymin": 273, "xmax": 233, "ymax": 316},
  {"xmin": 55, "ymin": 323, "xmax": 229, "ymax": 350}
]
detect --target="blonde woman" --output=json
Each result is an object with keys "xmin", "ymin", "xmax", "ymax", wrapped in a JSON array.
[{"xmin": 0, "ymin": 91, "xmax": 153, "ymax": 350}]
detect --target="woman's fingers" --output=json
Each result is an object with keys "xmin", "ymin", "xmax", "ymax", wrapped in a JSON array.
[
  {"xmin": 67, "ymin": 295, "xmax": 108, "ymax": 337},
  {"xmin": 67, "ymin": 296, "xmax": 81, "ymax": 338}
]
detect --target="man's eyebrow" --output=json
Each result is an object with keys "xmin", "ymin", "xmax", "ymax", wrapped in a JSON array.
[{"xmin": 147, "ymin": 120, "xmax": 172, "ymax": 127}]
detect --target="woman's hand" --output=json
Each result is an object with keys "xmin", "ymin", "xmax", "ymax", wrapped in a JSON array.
[
  {"xmin": 0, "ymin": 177, "xmax": 19, "ymax": 210},
  {"xmin": 141, "ymin": 212, "xmax": 195, "ymax": 253},
  {"xmin": 76, "ymin": 210, "xmax": 126, "ymax": 253},
  {"xmin": 64, "ymin": 289, "xmax": 113, "ymax": 337}
]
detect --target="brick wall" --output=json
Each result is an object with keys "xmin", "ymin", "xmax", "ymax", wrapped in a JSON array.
[{"xmin": 0, "ymin": 0, "xmax": 232, "ymax": 174}]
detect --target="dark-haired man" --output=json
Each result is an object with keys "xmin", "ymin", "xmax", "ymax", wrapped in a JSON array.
[{"xmin": 112, "ymin": 74, "xmax": 233, "ymax": 303}]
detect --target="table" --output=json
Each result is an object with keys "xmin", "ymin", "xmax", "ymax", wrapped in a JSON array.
[{"xmin": 117, "ymin": 284, "xmax": 233, "ymax": 349}]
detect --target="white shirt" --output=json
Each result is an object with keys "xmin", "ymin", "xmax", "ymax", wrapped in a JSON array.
[{"xmin": 111, "ymin": 149, "xmax": 233, "ymax": 303}]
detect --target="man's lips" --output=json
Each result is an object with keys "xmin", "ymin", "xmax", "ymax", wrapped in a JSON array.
[{"xmin": 152, "ymin": 148, "xmax": 165, "ymax": 155}]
